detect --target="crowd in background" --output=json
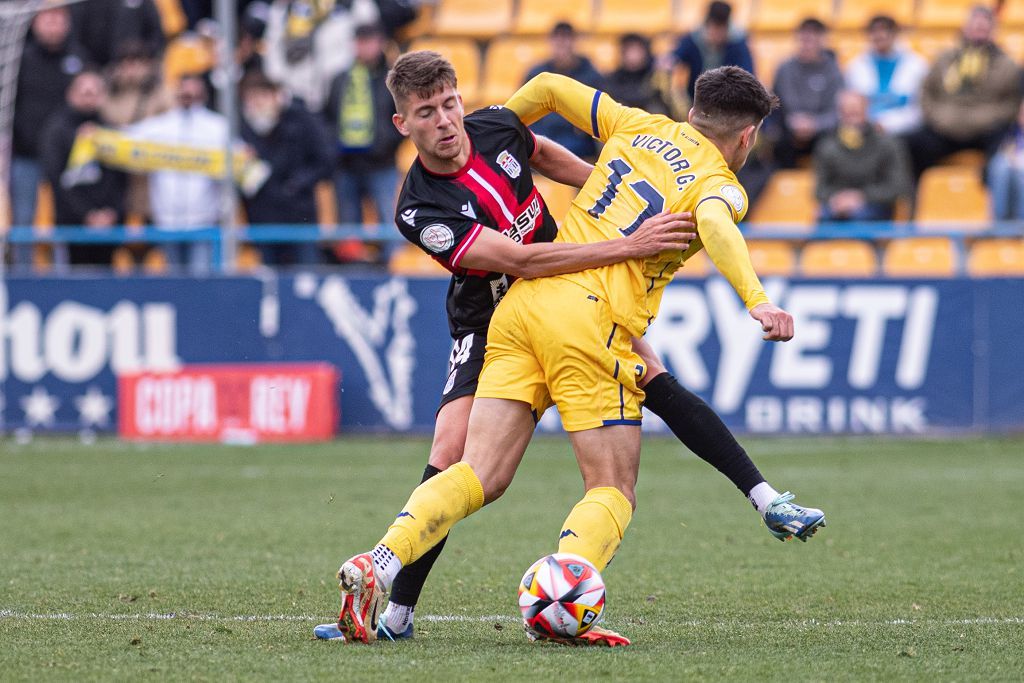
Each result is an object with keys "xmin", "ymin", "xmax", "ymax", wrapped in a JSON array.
[{"xmin": 6, "ymin": 0, "xmax": 1024, "ymax": 273}]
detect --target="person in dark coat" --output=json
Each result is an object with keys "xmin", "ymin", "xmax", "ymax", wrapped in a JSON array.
[
  {"xmin": 70, "ymin": 0, "xmax": 166, "ymax": 67},
  {"xmin": 671, "ymin": 1, "xmax": 754, "ymax": 100},
  {"xmin": 39, "ymin": 70, "xmax": 126, "ymax": 266},
  {"xmin": 239, "ymin": 69, "xmax": 334, "ymax": 266},
  {"xmin": 605, "ymin": 33, "xmax": 673, "ymax": 117},
  {"xmin": 523, "ymin": 22, "xmax": 605, "ymax": 161}
]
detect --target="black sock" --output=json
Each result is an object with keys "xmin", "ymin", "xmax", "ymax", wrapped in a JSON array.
[
  {"xmin": 388, "ymin": 464, "xmax": 450, "ymax": 608},
  {"xmin": 643, "ymin": 372, "xmax": 765, "ymax": 496}
]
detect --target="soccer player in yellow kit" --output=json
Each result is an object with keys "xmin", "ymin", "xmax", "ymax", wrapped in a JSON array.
[{"xmin": 332, "ymin": 66, "xmax": 823, "ymax": 646}]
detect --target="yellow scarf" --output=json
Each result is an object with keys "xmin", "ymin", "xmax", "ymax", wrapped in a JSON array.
[{"xmin": 339, "ymin": 63, "xmax": 375, "ymax": 150}]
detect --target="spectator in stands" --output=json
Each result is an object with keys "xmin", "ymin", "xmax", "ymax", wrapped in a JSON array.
[
  {"xmin": 605, "ymin": 33, "xmax": 673, "ymax": 118},
  {"xmin": 905, "ymin": 6, "xmax": 1022, "ymax": 179},
  {"xmin": 770, "ymin": 18, "xmax": 843, "ymax": 168},
  {"xmin": 103, "ymin": 40, "xmax": 174, "ymax": 128},
  {"xmin": 670, "ymin": 1, "xmax": 754, "ymax": 101},
  {"xmin": 524, "ymin": 22, "xmax": 605, "ymax": 161},
  {"xmin": 10, "ymin": 7, "xmax": 86, "ymax": 246},
  {"xmin": 845, "ymin": 15, "xmax": 929, "ymax": 137},
  {"xmin": 129, "ymin": 73, "xmax": 227, "ymax": 274},
  {"xmin": 240, "ymin": 70, "xmax": 333, "ymax": 266},
  {"xmin": 263, "ymin": 0, "xmax": 380, "ymax": 114},
  {"xmin": 238, "ymin": 2, "xmax": 271, "ymax": 77},
  {"xmin": 325, "ymin": 23, "xmax": 402, "ymax": 262},
  {"xmin": 814, "ymin": 91, "xmax": 911, "ymax": 222},
  {"xmin": 39, "ymin": 70, "xmax": 126, "ymax": 266},
  {"xmin": 71, "ymin": 0, "xmax": 166, "ymax": 67},
  {"xmin": 987, "ymin": 102, "xmax": 1024, "ymax": 220}
]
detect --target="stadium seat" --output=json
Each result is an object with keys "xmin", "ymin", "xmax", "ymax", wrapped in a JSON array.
[
  {"xmin": 593, "ymin": 0, "xmax": 674, "ymax": 35},
  {"xmin": 800, "ymin": 240, "xmax": 878, "ymax": 277},
  {"xmin": 533, "ymin": 175, "xmax": 578, "ymax": 224},
  {"xmin": 395, "ymin": 4, "xmax": 435, "ymax": 41},
  {"xmin": 433, "ymin": 0, "xmax": 513, "ymax": 38},
  {"xmin": 1001, "ymin": 3, "xmax": 1024, "ymax": 28},
  {"xmin": 907, "ymin": 31, "xmax": 959, "ymax": 61},
  {"xmin": 917, "ymin": 0, "xmax": 978, "ymax": 30},
  {"xmin": 34, "ymin": 181, "xmax": 54, "ymax": 228},
  {"xmin": 578, "ymin": 35, "xmax": 619, "ymax": 73},
  {"xmin": 999, "ymin": 30, "xmax": 1024, "ymax": 62},
  {"xmin": 480, "ymin": 37, "xmax": 548, "ymax": 105},
  {"xmin": 389, "ymin": 243, "xmax": 450, "ymax": 276},
  {"xmin": 747, "ymin": 239, "xmax": 797, "ymax": 276},
  {"xmin": 396, "ymin": 138, "xmax": 419, "ymax": 176},
  {"xmin": 832, "ymin": 32, "xmax": 865, "ymax": 68},
  {"xmin": 513, "ymin": 0, "xmax": 593, "ymax": 35},
  {"xmin": 835, "ymin": 0, "xmax": 915, "ymax": 31},
  {"xmin": 751, "ymin": 0, "xmax": 828, "ymax": 33},
  {"xmin": 750, "ymin": 34, "xmax": 792, "ymax": 83},
  {"xmin": 315, "ymin": 181, "xmax": 337, "ymax": 227},
  {"xmin": 747, "ymin": 170, "xmax": 817, "ymax": 228},
  {"xmin": 882, "ymin": 237, "xmax": 959, "ymax": 276},
  {"xmin": 914, "ymin": 166, "xmax": 991, "ymax": 228},
  {"xmin": 966, "ymin": 238, "xmax": 1024, "ymax": 276},
  {"xmin": 163, "ymin": 34, "xmax": 215, "ymax": 85},
  {"xmin": 408, "ymin": 38, "xmax": 482, "ymax": 103},
  {"xmin": 939, "ymin": 149, "xmax": 985, "ymax": 169}
]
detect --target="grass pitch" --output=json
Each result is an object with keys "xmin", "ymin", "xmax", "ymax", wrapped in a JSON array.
[{"xmin": 2, "ymin": 435, "xmax": 1023, "ymax": 681}]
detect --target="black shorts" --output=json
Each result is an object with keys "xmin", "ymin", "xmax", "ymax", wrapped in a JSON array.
[{"xmin": 437, "ymin": 330, "xmax": 487, "ymax": 412}]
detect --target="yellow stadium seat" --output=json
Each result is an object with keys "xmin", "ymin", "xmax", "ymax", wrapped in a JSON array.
[
  {"xmin": 514, "ymin": 0, "xmax": 593, "ymax": 34},
  {"xmin": 800, "ymin": 240, "xmax": 878, "ymax": 277},
  {"xmin": 883, "ymin": 237, "xmax": 959, "ymax": 276},
  {"xmin": 747, "ymin": 170, "xmax": 817, "ymax": 228},
  {"xmin": 408, "ymin": 38, "xmax": 482, "ymax": 103},
  {"xmin": 917, "ymin": 0, "xmax": 977, "ymax": 30},
  {"xmin": 433, "ymin": 0, "xmax": 513, "ymax": 38},
  {"xmin": 835, "ymin": 0, "xmax": 915, "ymax": 31},
  {"xmin": 34, "ymin": 181, "xmax": 54, "ymax": 228},
  {"xmin": 163, "ymin": 34, "xmax": 215, "ymax": 85},
  {"xmin": 939, "ymin": 149, "xmax": 986, "ymax": 169},
  {"xmin": 578, "ymin": 35, "xmax": 619, "ymax": 73},
  {"xmin": 967, "ymin": 238, "xmax": 1024, "ymax": 276},
  {"xmin": 594, "ymin": 0, "xmax": 675, "ymax": 35},
  {"xmin": 747, "ymin": 239, "xmax": 797, "ymax": 276},
  {"xmin": 750, "ymin": 34, "xmax": 793, "ymax": 83},
  {"xmin": 907, "ymin": 31, "xmax": 959, "ymax": 61},
  {"xmin": 999, "ymin": 30, "xmax": 1024, "ymax": 61},
  {"xmin": 915, "ymin": 166, "xmax": 991, "ymax": 228},
  {"xmin": 832, "ymin": 32, "xmax": 865, "ymax": 68},
  {"xmin": 395, "ymin": 4, "xmax": 435, "ymax": 41},
  {"xmin": 532, "ymin": 175, "xmax": 578, "ymax": 224},
  {"xmin": 751, "ymin": 0, "xmax": 828, "ymax": 33},
  {"xmin": 390, "ymin": 243, "xmax": 450, "ymax": 276},
  {"xmin": 396, "ymin": 138, "xmax": 419, "ymax": 176},
  {"xmin": 480, "ymin": 37, "xmax": 548, "ymax": 105},
  {"xmin": 315, "ymin": 181, "xmax": 337, "ymax": 227},
  {"xmin": 1001, "ymin": 2, "xmax": 1024, "ymax": 28},
  {"xmin": 677, "ymin": 0, "xmax": 754, "ymax": 32}
]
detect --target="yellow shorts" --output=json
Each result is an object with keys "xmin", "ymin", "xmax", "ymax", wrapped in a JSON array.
[{"xmin": 477, "ymin": 277, "xmax": 646, "ymax": 432}]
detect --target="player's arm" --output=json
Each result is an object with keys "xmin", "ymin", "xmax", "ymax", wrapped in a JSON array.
[
  {"xmin": 506, "ymin": 72, "xmax": 639, "ymax": 144},
  {"xmin": 694, "ymin": 198, "xmax": 794, "ymax": 341},
  {"xmin": 529, "ymin": 134, "xmax": 593, "ymax": 188},
  {"xmin": 458, "ymin": 212, "xmax": 694, "ymax": 280}
]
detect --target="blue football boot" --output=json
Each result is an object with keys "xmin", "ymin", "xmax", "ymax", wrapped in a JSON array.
[{"xmin": 764, "ymin": 491, "xmax": 826, "ymax": 542}]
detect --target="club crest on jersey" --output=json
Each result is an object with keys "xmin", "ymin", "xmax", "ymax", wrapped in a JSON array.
[
  {"xmin": 720, "ymin": 184, "xmax": 745, "ymax": 215},
  {"xmin": 496, "ymin": 150, "xmax": 522, "ymax": 179},
  {"xmin": 420, "ymin": 223, "xmax": 455, "ymax": 253}
]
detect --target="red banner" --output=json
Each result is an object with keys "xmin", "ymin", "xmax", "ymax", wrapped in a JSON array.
[{"xmin": 118, "ymin": 364, "xmax": 339, "ymax": 442}]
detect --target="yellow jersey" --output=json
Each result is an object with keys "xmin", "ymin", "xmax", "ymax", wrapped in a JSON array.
[{"xmin": 506, "ymin": 73, "xmax": 770, "ymax": 337}]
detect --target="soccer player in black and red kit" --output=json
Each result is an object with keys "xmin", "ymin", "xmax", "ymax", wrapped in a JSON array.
[{"xmin": 315, "ymin": 51, "xmax": 823, "ymax": 644}]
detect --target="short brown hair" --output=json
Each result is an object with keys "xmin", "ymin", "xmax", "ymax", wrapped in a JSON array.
[
  {"xmin": 691, "ymin": 66, "xmax": 779, "ymax": 140},
  {"xmin": 386, "ymin": 50, "xmax": 458, "ymax": 109}
]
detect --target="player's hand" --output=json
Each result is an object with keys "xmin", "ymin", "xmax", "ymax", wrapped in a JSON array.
[
  {"xmin": 749, "ymin": 303, "xmax": 794, "ymax": 342},
  {"xmin": 626, "ymin": 211, "xmax": 696, "ymax": 257}
]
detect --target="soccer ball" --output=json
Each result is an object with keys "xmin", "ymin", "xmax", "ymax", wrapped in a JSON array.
[{"xmin": 517, "ymin": 553, "xmax": 606, "ymax": 639}]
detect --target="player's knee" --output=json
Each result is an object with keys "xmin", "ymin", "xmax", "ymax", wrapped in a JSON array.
[{"xmin": 427, "ymin": 443, "xmax": 463, "ymax": 470}]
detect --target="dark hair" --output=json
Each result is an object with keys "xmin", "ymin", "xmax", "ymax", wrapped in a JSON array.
[
  {"xmin": 239, "ymin": 68, "xmax": 279, "ymax": 92},
  {"xmin": 619, "ymin": 32, "xmax": 649, "ymax": 49},
  {"xmin": 354, "ymin": 22, "xmax": 384, "ymax": 39},
  {"xmin": 551, "ymin": 21, "xmax": 575, "ymax": 37},
  {"xmin": 866, "ymin": 15, "xmax": 898, "ymax": 32},
  {"xmin": 706, "ymin": 1, "xmax": 732, "ymax": 27},
  {"xmin": 797, "ymin": 17, "xmax": 828, "ymax": 33},
  {"xmin": 691, "ymin": 66, "xmax": 779, "ymax": 140},
  {"xmin": 386, "ymin": 50, "xmax": 457, "ymax": 108}
]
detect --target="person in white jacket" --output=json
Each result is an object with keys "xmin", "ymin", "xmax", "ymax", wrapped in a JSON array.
[
  {"xmin": 129, "ymin": 74, "xmax": 228, "ymax": 274},
  {"xmin": 263, "ymin": 0, "xmax": 379, "ymax": 115},
  {"xmin": 844, "ymin": 15, "xmax": 929, "ymax": 136}
]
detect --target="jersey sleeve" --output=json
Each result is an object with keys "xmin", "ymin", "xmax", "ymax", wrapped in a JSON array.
[
  {"xmin": 504, "ymin": 72, "xmax": 653, "ymax": 144},
  {"xmin": 691, "ymin": 174, "xmax": 750, "ymax": 223},
  {"xmin": 693, "ymin": 192, "xmax": 769, "ymax": 311},
  {"xmin": 396, "ymin": 206, "xmax": 485, "ymax": 271}
]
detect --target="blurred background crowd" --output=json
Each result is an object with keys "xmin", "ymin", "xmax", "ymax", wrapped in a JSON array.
[{"xmin": 4, "ymin": 0, "xmax": 1024, "ymax": 275}]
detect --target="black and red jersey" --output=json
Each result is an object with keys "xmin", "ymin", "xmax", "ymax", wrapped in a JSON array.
[{"xmin": 395, "ymin": 105, "xmax": 559, "ymax": 338}]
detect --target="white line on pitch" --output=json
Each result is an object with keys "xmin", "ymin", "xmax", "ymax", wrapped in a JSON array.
[{"xmin": 1, "ymin": 610, "xmax": 1022, "ymax": 627}]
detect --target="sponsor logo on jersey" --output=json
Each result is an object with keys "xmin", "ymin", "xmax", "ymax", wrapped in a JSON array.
[
  {"xmin": 401, "ymin": 208, "xmax": 417, "ymax": 227},
  {"xmin": 461, "ymin": 202, "xmax": 476, "ymax": 219},
  {"xmin": 505, "ymin": 196, "xmax": 542, "ymax": 244},
  {"xmin": 496, "ymin": 150, "xmax": 522, "ymax": 179},
  {"xmin": 420, "ymin": 224, "xmax": 455, "ymax": 253},
  {"xmin": 720, "ymin": 184, "xmax": 745, "ymax": 215}
]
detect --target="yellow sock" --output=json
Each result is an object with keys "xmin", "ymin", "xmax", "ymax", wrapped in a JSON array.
[
  {"xmin": 557, "ymin": 486, "xmax": 633, "ymax": 572},
  {"xmin": 379, "ymin": 462, "xmax": 484, "ymax": 565}
]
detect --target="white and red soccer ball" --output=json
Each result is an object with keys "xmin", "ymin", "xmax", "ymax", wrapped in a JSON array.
[{"xmin": 518, "ymin": 553, "xmax": 606, "ymax": 638}]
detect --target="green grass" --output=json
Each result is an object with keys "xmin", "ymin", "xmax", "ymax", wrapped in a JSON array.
[{"xmin": 2, "ymin": 435, "xmax": 1023, "ymax": 681}]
